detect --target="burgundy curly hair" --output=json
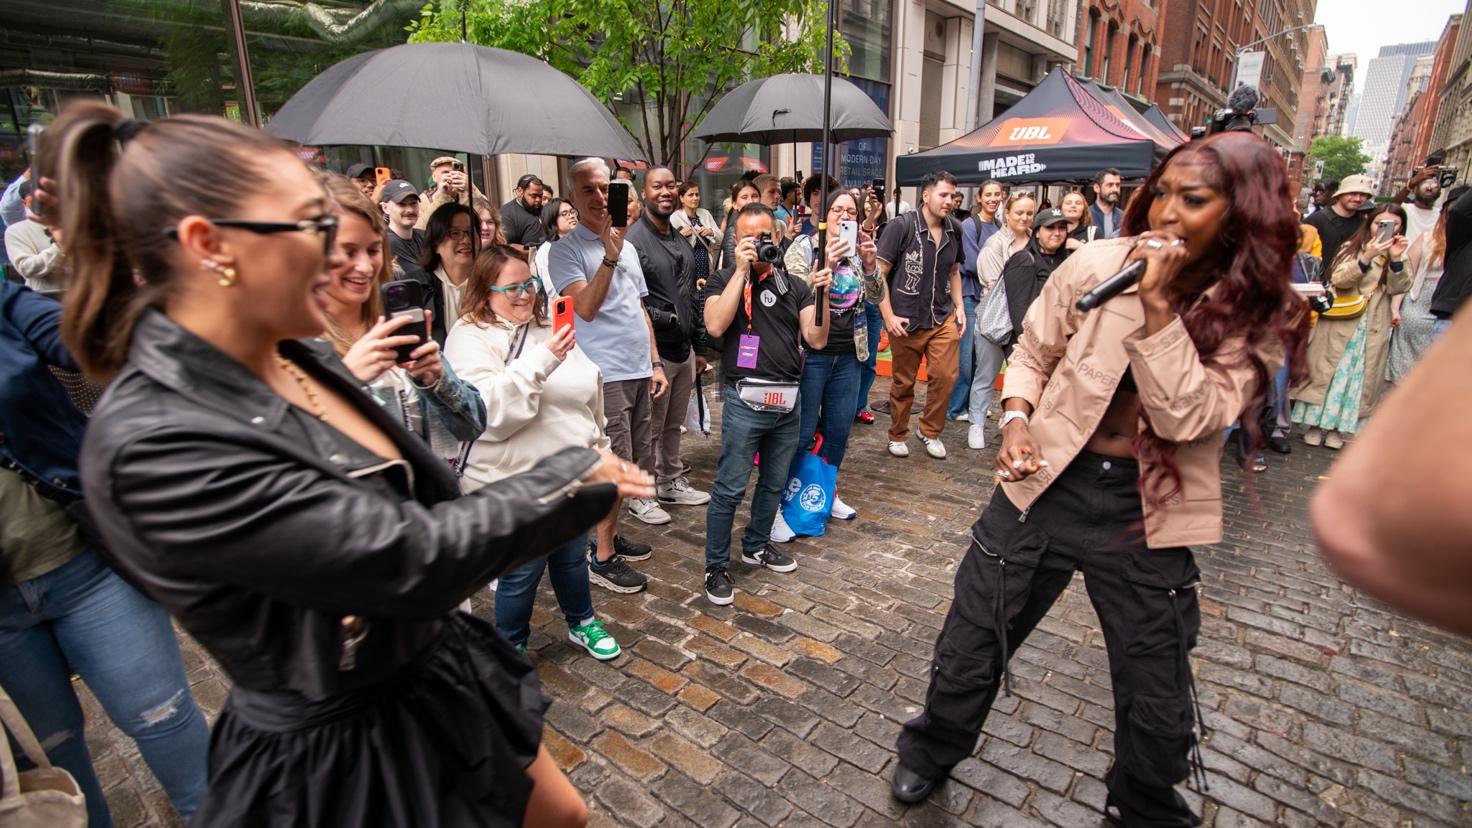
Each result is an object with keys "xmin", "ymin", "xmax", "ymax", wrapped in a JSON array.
[{"xmin": 1121, "ymin": 131, "xmax": 1310, "ymax": 504}]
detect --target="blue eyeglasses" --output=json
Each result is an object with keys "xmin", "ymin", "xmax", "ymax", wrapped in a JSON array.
[{"xmin": 488, "ymin": 279, "xmax": 541, "ymax": 299}]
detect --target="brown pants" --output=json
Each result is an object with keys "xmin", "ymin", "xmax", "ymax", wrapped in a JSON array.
[{"xmin": 888, "ymin": 321, "xmax": 960, "ymax": 442}]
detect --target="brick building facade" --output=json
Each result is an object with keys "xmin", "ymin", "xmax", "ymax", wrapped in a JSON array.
[{"xmin": 1076, "ymin": 0, "xmax": 1167, "ymax": 104}]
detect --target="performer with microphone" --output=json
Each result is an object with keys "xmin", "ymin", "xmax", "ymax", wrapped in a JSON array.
[{"xmin": 891, "ymin": 132, "xmax": 1309, "ymax": 826}]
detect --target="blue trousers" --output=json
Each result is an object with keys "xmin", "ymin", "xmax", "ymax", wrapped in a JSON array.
[
  {"xmin": 855, "ymin": 302, "xmax": 883, "ymax": 414},
  {"xmin": 493, "ymin": 533, "xmax": 594, "ymax": 646},
  {"xmin": 0, "ymin": 551, "xmax": 209, "ymax": 827},
  {"xmin": 790, "ymin": 352, "xmax": 861, "ymax": 475},
  {"xmin": 949, "ymin": 295, "xmax": 981, "ymax": 418},
  {"xmin": 705, "ymin": 387, "xmax": 801, "ymax": 569}
]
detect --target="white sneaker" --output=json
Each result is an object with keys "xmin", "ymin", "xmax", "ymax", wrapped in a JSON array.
[
  {"xmin": 657, "ymin": 476, "xmax": 711, "ymax": 506},
  {"xmin": 1324, "ymin": 430, "xmax": 1345, "ymax": 450},
  {"xmin": 917, "ymin": 430, "xmax": 947, "ymax": 459},
  {"xmin": 955, "ymin": 412, "xmax": 970, "ymax": 422},
  {"xmin": 831, "ymin": 496, "xmax": 856, "ymax": 520},
  {"xmin": 888, "ymin": 440, "xmax": 910, "ymax": 457},
  {"xmin": 626, "ymin": 496, "xmax": 672, "ymax": 525},
  {"xmin": 770, "ymin": 510, "xmax": 796, "ymax": 542},
  {"xmin": 968, "ymin": 423, "xmax": 986, "ymax": 450},
  {"xmin": 1303, "ymin": 427, "xmax": 1323, "ymax": 447}
]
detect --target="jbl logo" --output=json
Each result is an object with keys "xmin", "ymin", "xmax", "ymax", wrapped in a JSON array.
[
  {"xmin": 763, "ymin": 392, "xmax": 784, "ymax": 406},
  {"xmin": 1009, "ymin": 125, "xmax": 1053, "ymax": 141},
  {"xmin": 989, "ymin": 117, "xmax": 1068, "ymax": 147}
]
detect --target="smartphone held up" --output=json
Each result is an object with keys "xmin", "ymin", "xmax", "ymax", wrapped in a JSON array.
[{"xmin": 380, "ymin": 279, "xmax": 429, "ymax": 363}]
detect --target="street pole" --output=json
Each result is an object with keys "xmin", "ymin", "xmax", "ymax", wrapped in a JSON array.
[
  {"xmin": 962, "ymin": 0, "xmax": 987, "ymax": 132},
  {"xmin": 816, "ymin": 0, "xmax": 835, "ymax": 327},
  {"xmin": 224, "ymin": 0, "xmax": 259, "ymax": 126},
  {"xmin": 962, "ymin": 0, "xmax": 987, "ymax": 205}
]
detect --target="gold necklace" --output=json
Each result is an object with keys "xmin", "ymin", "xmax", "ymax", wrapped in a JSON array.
[{"xmin": 275, "ymin": 354, "xmax": 328, "ymax": 420}]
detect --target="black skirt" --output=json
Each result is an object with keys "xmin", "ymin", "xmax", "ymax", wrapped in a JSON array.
[{"xmin": 194, "ymin": 613, "xmax": 549, "ymax": 827}]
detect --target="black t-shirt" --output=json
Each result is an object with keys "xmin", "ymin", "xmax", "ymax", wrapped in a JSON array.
[
  {"xmin": 500, "ymin": 198, "xmax": 546, "ymax": 247},
  {"xmin": 792, "ymin": 237, "xmax": 861, "ymax": 357},
  {"xmin": 876, "ymin": 212, "xmax": 961, "ymax": 330},
  {"xmin": 704, "ymin": 265, "xmax": 813, "ymax": 383},
  {"xmin": 1305, "ymin": 207, "xmax": 1366, "ymax": 268},
  {"xmin": 387, "ymin": 229, "xmax": 425, "ymax": 273}
]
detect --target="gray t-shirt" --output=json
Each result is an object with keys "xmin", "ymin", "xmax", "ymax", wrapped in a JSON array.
[{"xmin": 549, "ymin": 223, "xmax": 652, "ymax": 382}]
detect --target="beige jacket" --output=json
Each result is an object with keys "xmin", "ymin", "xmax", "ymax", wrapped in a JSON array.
[
  {"xmin": 1293, "ymin": 253, "xmax": 1410, "ymax": 413},
  {"xmin": 1001, "ymin": 238, "xmax": 1284, "ymax": 548}
]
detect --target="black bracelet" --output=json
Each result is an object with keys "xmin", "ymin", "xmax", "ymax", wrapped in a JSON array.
[{"xmin": 602, "ymin": 257, "xmax": 619, "ymax": 269}]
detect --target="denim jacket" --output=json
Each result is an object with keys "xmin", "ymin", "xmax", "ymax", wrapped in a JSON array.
[{"xmin": 0, "ymin": 282, "xmax": 87, "ymax": 501}]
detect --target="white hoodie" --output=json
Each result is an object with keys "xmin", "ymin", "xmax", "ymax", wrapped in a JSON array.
[{"xmin": 444, "ymin": 318, "xmax": 608, "ymax": 492}]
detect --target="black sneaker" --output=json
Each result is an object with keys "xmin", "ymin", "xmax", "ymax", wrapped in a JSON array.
[
  {"xmin": 588, "ymin": 535, "xmax": 652, "ymax": 562},
  {"xmin": 741, "ymin": 544, "xmax": 797, "ymax": 573},
  {"xmin": 704, "ymin": 567, "xmax": 734, "ymax": 605},
  {"xmin": 588, "ymin": 554, "xmax": 648, "ymax": 594}
]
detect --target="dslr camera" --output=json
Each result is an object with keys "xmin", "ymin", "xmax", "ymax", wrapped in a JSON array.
[{"xmin": 755, "ymin": 231, "xmax": 783, "ymax": 264}]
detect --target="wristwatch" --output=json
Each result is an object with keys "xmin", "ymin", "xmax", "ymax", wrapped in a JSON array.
[{"xmin": 1000, "ymin": 410, "xmax": 1030, "ymax": 430}]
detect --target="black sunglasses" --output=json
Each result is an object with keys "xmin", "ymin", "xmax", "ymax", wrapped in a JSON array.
[{"xmin": 165, "ymin": 216, "xmax": 340, "ymax": 255}]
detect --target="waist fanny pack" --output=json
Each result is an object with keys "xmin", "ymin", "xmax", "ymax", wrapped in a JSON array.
[
  {"xmin": 1320, "ymin": 292, "xmax": 1367, "ymax": 320},
  {"xmin": 735, "ymin": 378, "xmax": 799, "ymax": 413}
]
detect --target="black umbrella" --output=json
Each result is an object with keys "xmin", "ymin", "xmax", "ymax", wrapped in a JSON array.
[
  {"xmin": 265, "ymin": 41, "xmax": 644, "ymax": 160},
  {"xmin": 691, "ymin": 72, "xmax": 893, "ymax": 145}
]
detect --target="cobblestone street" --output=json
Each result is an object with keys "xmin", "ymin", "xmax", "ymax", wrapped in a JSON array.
[{"xmin": 86, "ymin": 382, "xmax": 1472, "ymax": 827}]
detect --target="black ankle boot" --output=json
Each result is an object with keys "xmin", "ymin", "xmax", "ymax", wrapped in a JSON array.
[{"xmin": 890, "ymin": 762, "xmax": 937, "ymax": 803}]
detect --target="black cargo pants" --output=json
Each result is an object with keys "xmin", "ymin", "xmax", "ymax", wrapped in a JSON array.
[{"xmin": 897, "ymin": 452, "xmax": 1204, "ymax": 827}]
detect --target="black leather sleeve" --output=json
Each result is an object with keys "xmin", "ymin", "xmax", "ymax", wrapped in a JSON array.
[{"xmin": 95, "ymin": 435, "xmax": 614, "ymax": 620}]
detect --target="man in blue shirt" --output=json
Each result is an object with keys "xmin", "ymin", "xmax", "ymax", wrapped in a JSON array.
[
  {"xmin": 948, "ymin": 180, "xmax": 1004, "ymax": 422},
  {"xmin": 550, "ymin": 157, "xmax": 671, "ymax": 594}
]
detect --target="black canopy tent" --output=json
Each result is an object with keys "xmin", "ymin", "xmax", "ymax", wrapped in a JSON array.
[
  {"xmin": 1142, "ymin": 103, "xmax": 1190, "ymax": 143},
  {"xmin": 895, "ymin": 67, "xmax": 1165, "ymax": 185},
  {"xmin": 1076, "ymin": 78, "xmax": 1183, "ymax": 154}
]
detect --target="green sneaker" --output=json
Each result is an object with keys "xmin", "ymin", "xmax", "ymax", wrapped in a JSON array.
[{"xmin": 568, "ymin": 619, "xmax": 621, "ymax": 661}]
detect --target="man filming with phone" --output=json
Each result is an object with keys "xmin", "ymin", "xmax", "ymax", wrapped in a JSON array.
[
  {"xmin": 417, "ymin": 156, "xmax": 484, "ymax": 229},
  {"xmin": 548, "ymin": 158, "xmax": 670, "ymax": 594},
  {"xmin": 876, "ymin": 170, "xmax": 966, "ymax": 460}
]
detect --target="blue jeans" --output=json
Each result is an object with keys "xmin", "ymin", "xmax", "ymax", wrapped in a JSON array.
[
  {"xmin": 1432, "ymin": 317, "xmax": 1452, "ymax": 340},
  {"xmin": 706, "ymin": 386, "xmax": 802, "ymax": 569},
  {"xmin": 494, "ymin": 533, "xmax": 593, "ymax": 646},
  {"xmin": 948, "ymin": 294, "xmax": 980, "ymax": 418},
  {"xmin": 791, "ymin": 352, "xmax": 861, "ymax": 474},
  {"xmin": 0, "ymin": 551, "xmax": 209, "ymax": 828},
  {"xmin": 856, "ymin": 302, "xmax": 883, "ymax": 414}
]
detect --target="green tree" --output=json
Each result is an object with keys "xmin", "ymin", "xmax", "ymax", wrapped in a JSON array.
[
  {"xmin": 409, "ymin": 0, "xmax": 846, "ymax": 166},
  {"xmin": 1307, "ymin": 135, "xmax": 1372, "ymax": 183}
]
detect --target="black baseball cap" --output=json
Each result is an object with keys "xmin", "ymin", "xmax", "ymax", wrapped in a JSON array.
[
  {"xmin": 1033, "ymin": 208, "xmax": 1068, "ymax": 229},
  {"xmin": 345, "ymin": 162, "xmax": 374, "ymax": 180},
  {"xmin": 377, "ymin": 180, "xmax": 419, "ymax": 204}
]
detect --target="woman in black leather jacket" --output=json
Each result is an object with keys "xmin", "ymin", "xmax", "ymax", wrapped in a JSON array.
[{"xmin": 43, "ymin": 102, "xmax": 651, "ymax": 827}]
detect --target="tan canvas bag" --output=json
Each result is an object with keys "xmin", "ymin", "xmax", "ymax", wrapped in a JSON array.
[{"xmin": 0, "ymin": 684, "xmax": 87, "ymax": 827}]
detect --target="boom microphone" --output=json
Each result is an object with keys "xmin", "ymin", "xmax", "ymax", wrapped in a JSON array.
[
  {"xmin": 1226, "ymin": 84, "xmax": 1259, "ymax": 116},
  {"xmin": 1074, "ymin": 260, "xmax": 1146, "ymax": 311}
]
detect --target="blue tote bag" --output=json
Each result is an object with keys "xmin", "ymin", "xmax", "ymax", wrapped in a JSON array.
[{"xmin": 779, "ymin": 436, "xmax": 837, "ymax": 537}]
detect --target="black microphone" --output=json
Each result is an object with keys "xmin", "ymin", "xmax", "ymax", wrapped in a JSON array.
[
  {"xmin": 1075, "ymin": 259, "xmax": 1146, "ymax": 311},
  {"xmin": 1226, "ymin": 84, "xmax": 1259, "ymax": 116}
]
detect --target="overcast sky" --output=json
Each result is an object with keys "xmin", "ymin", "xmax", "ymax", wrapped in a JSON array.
[{"xmin": 1315, "ymin": 0, "xmax": 1465, "ymax": 91}]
